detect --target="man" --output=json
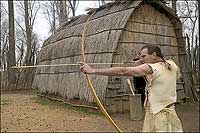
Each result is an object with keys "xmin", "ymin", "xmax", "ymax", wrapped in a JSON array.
[{"xmin": 80, "ymin": 44, "xmax": 183, "ymax": 132}]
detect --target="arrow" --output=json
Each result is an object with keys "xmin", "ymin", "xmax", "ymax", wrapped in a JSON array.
[{"xmin": 11, "ymin": 62, "xmax": 134, "ymax": 69}]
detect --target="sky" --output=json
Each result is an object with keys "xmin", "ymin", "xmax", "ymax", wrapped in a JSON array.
[{"xmin": 33, "ymin": 1, "xmax": 100, "ymax": 45}]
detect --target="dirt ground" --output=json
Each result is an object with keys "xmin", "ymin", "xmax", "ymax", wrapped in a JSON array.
[{"xmin": 1, "ymin": 90, "xmax": 199, "ymax": 132}]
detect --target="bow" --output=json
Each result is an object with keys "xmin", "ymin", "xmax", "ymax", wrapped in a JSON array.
[{"xmin": 81, "ymin": 11, "xmax": 122, "ymax": 132}]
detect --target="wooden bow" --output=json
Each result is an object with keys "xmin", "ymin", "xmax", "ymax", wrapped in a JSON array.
[{"xmin": 81, "ymin": 11, "xmax": 122, "ymax": 132}]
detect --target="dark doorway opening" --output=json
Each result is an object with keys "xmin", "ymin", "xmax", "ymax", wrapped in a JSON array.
[{"xmin": 133, "ymin": 77, "xmax": 146, "ymax": 104}]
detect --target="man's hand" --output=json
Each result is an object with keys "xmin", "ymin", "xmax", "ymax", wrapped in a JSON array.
[{"xmin": 80, "ymin": 63, "xmax": 95, "ymax": 74}]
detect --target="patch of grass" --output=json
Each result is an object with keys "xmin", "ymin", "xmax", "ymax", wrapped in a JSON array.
[
  {"xmin": 30, "ymin": 96, "xmax": 54, "ymax": 105},
  {"xmin": 30, "ymin": 96, "xmax": 102, "ymax": 116},
  {"xmin": 30, "ymin": 89, "xmax": 38, "ymax": 95},
  {"xmin": 1, "ymin": 99, "xmax": 11, "ymax": 105}
]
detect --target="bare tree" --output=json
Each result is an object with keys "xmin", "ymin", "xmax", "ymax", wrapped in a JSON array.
[
  {"xmin": 176, "ymin": 0, "xmax": 199, "ymax": 101},
  {"xmin": 1, "ymin": 3, "xmax": 9, "ymax": 73},
  {"xmin": 31, "ymin": 33, "xmax": 40, "ymax": 65},
  {"xmin": 7, "ymin": 0, "xmax": 16, "ymax": 86},
  {"xmin": 24, "ymin": 0, "xmax": 32, "ymax": 66},
  {"xmin": 172, "ymin": 0, "xmax": 177, "ymax": 13},
  {"xmin": 1, "ymin": 18, "xmax": 9, "ymax": 71},
  {"xmin": 55, "ymin": 0, "xmax": 68, "ymax": 26},
  {"xmin": 97, "ymin": 0, "xmax": 106, "ymax": 7},
  {"xmin": 42, "ymin": 1, "xmax": 57, "ymax": 35},
  {"xmin": 67, "ymin": 0, "xmax": 79, "ymax": 16},
  {"xmin": 43, "ymin": 0, "xmax": 79, "ymax": 34},
  {"xmin": 15, "ymin": 26, "xmax": 25, "ymax": 65},
  {"xmin": 198, "ymin": 0, "xmax": 200, "ymax": 92},
  {"xmin": 0, "ymin": 1, "xmax": 2, "ymax": 89},
  {"xmin": 15, "ymin": 1, "xmax": 40, "ymax": 66},
  {"xmin": 0, "ymin": 0, "xmax": 2, "ymax": 70}
]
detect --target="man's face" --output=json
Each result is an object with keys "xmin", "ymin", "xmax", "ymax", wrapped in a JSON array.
[{"xmin": 140, "ymin": 48, "xmax": 154, "ymax": 63}]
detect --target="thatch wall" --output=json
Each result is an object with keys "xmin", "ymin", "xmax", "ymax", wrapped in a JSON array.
[{"xmin": 33, "ymin": 0, "xmax": 192, "ymax": 106}]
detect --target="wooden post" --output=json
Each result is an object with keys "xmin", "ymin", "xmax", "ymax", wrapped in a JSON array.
[{"xmin": 129, "ymin": 94, "xmax": 144, "ymax": 120}]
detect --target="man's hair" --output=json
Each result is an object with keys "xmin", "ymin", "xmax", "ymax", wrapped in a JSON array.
[
  {"xmin": 141, "ymin": 44, "xmax": 171, "ymax": 70},
  {"xmin": 141, "ymin": 44, "xmax": 163, "ymax": 58}
]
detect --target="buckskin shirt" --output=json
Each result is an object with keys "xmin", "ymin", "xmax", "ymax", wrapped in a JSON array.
[{"xmin": 142, "ymin": 60, "xmax": 183, "ymax": 132}]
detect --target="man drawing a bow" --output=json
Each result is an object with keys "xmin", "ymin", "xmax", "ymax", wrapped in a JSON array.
[{"xmin": 80, "ymin": 44, "xmax": 183, "ymax": 132}]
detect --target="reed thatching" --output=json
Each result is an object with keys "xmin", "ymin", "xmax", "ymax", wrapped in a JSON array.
[{"xmin": 33, "ymin": 0, "xmax": 194, "ymax": 110}]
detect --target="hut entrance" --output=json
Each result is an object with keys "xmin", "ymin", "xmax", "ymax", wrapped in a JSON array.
[{"xmin": 133, "ymin": 77, "xmax": 146, "ymax": 105}]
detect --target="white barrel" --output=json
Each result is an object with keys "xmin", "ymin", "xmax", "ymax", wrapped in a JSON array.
[{"xmin": 129, "ymin": 94, "xmax": 144, "ymax": 120}]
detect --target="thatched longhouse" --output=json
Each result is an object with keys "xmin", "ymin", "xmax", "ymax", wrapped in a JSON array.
[{"xmin": 33, "ymin": 0, "xmax": 194, "ymax": 112}]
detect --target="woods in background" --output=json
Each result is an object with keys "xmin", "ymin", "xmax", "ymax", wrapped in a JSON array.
[
  {"xmin": 0, "ymin": 0, "xmax": 199, "ymax": 101},
  {"xmin": 173, "ymin": 0, "xmax": 199, "ymax": 95}
]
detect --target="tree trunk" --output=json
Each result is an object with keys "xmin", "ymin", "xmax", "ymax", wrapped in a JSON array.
[
  {"xmin": 52, "ymin": 2, "xmax": 56, "ymax": 34},
  {"xmin": 60, "ymin": 0, "xmax": 67, "ymax": 23},
  {"xmin": 63, "ymin": 0, "xmax": 67, "ymax": 20},
  {"xmin": 24, "ymin": 0, "xmax": 32, "ymax": 66},
  {"xmin": 7, "ymin": 0, "xmax": 16, "ymax": 86},
  {"xmin": 0, "ymin": 1, "xmax": 2, "ymax": 69},
  {"xmin": 0, "ymin": 0, "xmax": 2, "ymax": 90},
  {"xmin": 72, "ymin": 0, "xmax": 76, "ymax": 16},
  {"xmin": 198, "ymin": 0, "xmax": 200, "ymax": 91},
  {"xmin": 68, "ymin": 0, "xmax": 77, "ymax": 16},
  {"xmin": 198, "ymin": 0, "xmax": 199, "ymax": 74},
  {"xmin": 56, "ymin": 0, "xmax": 68, "ymax": 25},
  {"xmin": 15, "ymin": 0, "xmax": 35, "ymax": 90},
  {"xmin": 172, "ymin": 0, "xmax": 176, "ymax": 13}
]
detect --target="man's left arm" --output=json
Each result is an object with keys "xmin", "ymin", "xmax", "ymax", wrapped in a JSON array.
[{"xmin": 80, "ymin": 63, "xmax": 152, "ymax": 77}]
